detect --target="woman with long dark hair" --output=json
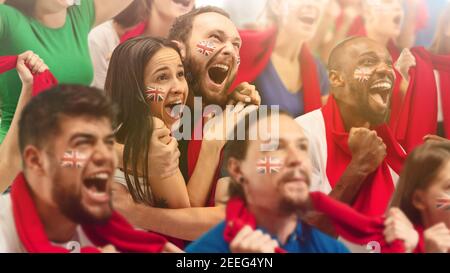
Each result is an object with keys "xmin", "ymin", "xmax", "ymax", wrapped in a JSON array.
[
  {"xmin": 0, "ymin": 0, "xmax": 134, "ymax": 143},
  {"xmin": 384, "ymin": 141, "xmax": 450, "ymax": 253}
]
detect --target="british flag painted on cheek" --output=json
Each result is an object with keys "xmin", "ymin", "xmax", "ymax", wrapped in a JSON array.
[
  {"xmin": 256, "ymin": 156, "xmax": 284, "ymax": 174},
  {"xmin": 196, "ymin": 41, "xmax": 216, "ymax": 57},
  {"xmin": 436, "ymin": 196, "xmax": 450, "ymax": 211},
  {"xmin": 61, "ymin": 150, "xmax": 88, "ymax": 169},
  {"xmin": 145, "ymin": 87, "xmax": 165, "ymax": 103}
]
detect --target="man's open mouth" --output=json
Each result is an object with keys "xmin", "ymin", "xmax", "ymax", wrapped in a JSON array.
[
  {"xmin": 83, "ymin": 172, "xmax": 110, "ymax": 203},
  {"xmin": 164, "ymin": 99, "xmax": 184, "ymax": 119},
  {"xmin": 298, "ymin": 15, "xmax": 317, "ymax": 25},
  {"xmin": 369, "ymin": 80, "xmax": 393, "ymax": 106},
  {"xmin": 173, "ymin": 0, "xmax": 191, "ymax": 7},
  {"xmin": 208, "ymin": 63, "xmax": 230, "ymax": 86}
]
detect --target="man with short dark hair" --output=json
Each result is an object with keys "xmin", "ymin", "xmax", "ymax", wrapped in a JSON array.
[
  {"xmin": 296, "ymin": 37, "xmax": 407, "ymax": 251},
  {"xmin": 0, "ymin": 85, "xmax": 175, "ymax": 253}
]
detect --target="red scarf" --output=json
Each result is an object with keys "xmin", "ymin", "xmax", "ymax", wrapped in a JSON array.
[
  {"xmin": 120, "ymin": 21, "xmax": 147, "ymax": 44},
  {"xmin": 322, "ymin": 96, "xmax": 406, "ymax": 216},
  {"xmin": 393, "ymin": 48, "xmax": 450, "ymax": 152},
  {"xmin": 224, "ymin": 192, "xmax": 405, "ymax": 253},
  {"xmin": 233, "ymin": 27, "xmax": 322, "ymax": 113},
  {"xmin": 0, "ymin": 56, "xmax": 58, "ymax": 96},
  {"xmin": 11, "ymin": 173, "xmax": 167, "ymax": 253}
]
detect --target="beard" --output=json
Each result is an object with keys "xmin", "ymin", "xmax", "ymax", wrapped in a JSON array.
[
  {"xmin": 183, "ymin": 51, "xmax": 234, "ymax": 107},
  {"xmin": 349, "ymin": 82, "xmax": 391, "ymax": 126},
  {"xmin": 52, "ymin": 168, "xmax": 112, "ymax": 225}
]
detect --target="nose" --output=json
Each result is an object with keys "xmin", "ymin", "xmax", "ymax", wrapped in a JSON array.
[
  {"xmin": 91, "ymin": 142, "xmax": 114, "ymax": 167},
  {"xmin": 220, "ymin": 41, "xmax": 236, "ymax": 58},
  {"xmin": 168, "ymin": 79, "xmax": 186, "ymax": 98},
  {"xmin": 284, "ymin": 145, "xmax": 303, "ymax": 168}
]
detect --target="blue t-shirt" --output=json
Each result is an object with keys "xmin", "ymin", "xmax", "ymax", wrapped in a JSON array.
[
  {"xmin": 255, "ymin": 59, "xmax": 330, "ymax": 118},
  {"xmin": 186, "ymin": 221, "xmax": 349, "ymax": 253}
]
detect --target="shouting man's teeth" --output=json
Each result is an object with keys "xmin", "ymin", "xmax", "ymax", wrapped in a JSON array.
[
  {"xmin": 212, "ymin": 64, "xmax": 229, "ymax": 72},
  {"xmin": 370, "ymin": 82, "xmax": 392, "ymax": 90},
  {"xmin": 87, "ymin": 172, "xmax": 108, "ymax": 180}
]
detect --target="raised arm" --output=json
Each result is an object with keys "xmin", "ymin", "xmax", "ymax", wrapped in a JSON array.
[
  {"xmin": 93, "ymin": 0, "xmax": 133, "ymax": 27},
  {"xmin": 0, "ymin": 52, "xmax": 48, "ymax": 192}
]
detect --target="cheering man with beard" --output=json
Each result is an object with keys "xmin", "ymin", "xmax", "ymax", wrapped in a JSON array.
[
  {"xmin": 296, "ymin": 37, "xmax": 407, "ymax": 250},
  {"xmin": 0, "ymin": 85, "xmax": 178, "ymax": 253},
  {"xmin": 112, "ymin": 6, "xmax": 261, "ymax": 243}
]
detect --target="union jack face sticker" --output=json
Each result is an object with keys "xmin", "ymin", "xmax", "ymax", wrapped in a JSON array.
[
  {"xmin": 196, "ymin": 41, "xmax": 216, "ymax": 57},
  {"xmin": 354, "ymin": 67, "xmax": 374, "ymax": 82},
  {"xmin": 61, "ymin": 150, "xmax": 87, "ymax": 169},
  {"xmin": 436, "ymin": 196, "xmax": 450, "ymax": 211},
  {"xmin": 256, "ymin": 156, "xmax": 284, "ymax": 174},
  {"xmin": 145, "ymin": 87, "xmax": 165, "ymax": 103}
]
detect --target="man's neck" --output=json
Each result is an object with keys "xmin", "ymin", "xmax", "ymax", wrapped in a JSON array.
[
  {"xmin": 274, "ymin": 30, "xmax": 305, "ymax": 62},
  {"xmin": 249, "ymin": 204, "xmax": 298, "ymax": 245},
  {"xmin": 33, "ymin": 8, "xmax": 67, "ymax": 29},
  {"xmin": 27, "ymin": 177, "xmax": 77, "ymax": 243},
  {"xmin": 145, "ymin": 10, "xmax": 174, "ymax": 38},
  {"xmin": 336, "ymin": 99, "xmax": 371, "ymax": 131},
  {"xmin": 366, "ymin": 25, "xmax": 390, "ymax": 47}
]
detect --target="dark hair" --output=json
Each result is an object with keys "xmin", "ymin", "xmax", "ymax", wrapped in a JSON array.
[
  {"xmin": 113, "ymin": 0, "xmax": 150, "ymax": 28},
  {"xmin": 168, "ymin": 6, "xmax": 230, "ymax": 44},
  {"xmin": 19, "ymin": 85, "xmax": 116, "ymax": 156},
  {"xmin": 223, "ymin": 109, "xmax": 291, "ymax": 201},
  {"xmin": 390, "ymin": 141, "xmax": 450, "ymax": 225},
  {"xmin": 105, "ymin": 36, "xmax": 181, "ymax": 205},
  {"xmin": 5, "ymin": 0, "xmax": 36, "ymax": 17}
]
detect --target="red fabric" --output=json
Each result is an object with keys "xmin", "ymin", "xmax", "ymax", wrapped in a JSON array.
[
  {"xmin": 233, "ymin": 27, "xmax": 322, "ymax": 113},
  {"xmin": 0, "ymin": 56, "xmax": 58, "ymax": 96},
  {"xmin": 322, "ymin": 96, "xmax": 406, "ymax": 216},
  {"xmin": 120, "ymin": 21, "xmax": 147, "ymax": 44},
  {"xmin": 187, "ymin": 119, "xmax": 223, "ymax": 207},
  {"xmin": 11, "ymin": 173, "xmax": 167, "ymax": 253},
  {"xmin": 224, "ymin": 193, "xmax": 405, "ymax": 253},
  {"xmin": 231, "ymin": 27, "xmax": 277, "ymax": 92},
  {"xmin": 393, "ymin": 48, "xmax": 450, "ymax": 152},
  {"xmin": 413, "ymin": 225, "xmax": 425, "ymax": 253},
  {"xmin": 335, "ymin": 15, "xmax": 366, "ymax": 37}
]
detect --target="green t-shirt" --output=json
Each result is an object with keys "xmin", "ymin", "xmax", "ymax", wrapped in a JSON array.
[{"xmin": 0, "ymin": 1, "xmax": 96, "ymax": 143}]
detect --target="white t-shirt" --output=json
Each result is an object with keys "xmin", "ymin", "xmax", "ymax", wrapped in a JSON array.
[
  {"xmin": 0, "ymin": 194, "xmax": 95, "ymax": 253},
  {"xmin": 295, "ymin": 109, "xmax": 400, "ymax": 253},
  {"xmin": 88, "ymin": 20, "xmax": 120, "ymax": 90}
]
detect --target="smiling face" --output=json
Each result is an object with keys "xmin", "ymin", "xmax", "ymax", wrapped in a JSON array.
[
  {"xmin": 151, "ymin": 0, "xmax": 195, "ymax": 21},
  {"xmin": 364, "ymin": 0, "xmax": 404, "ymax": 39},
  {"xmin": 334, "ymin": 38, "xmax": 396, "ymax": 126},
  {"xmin": 183, "ymin": 12, "xmax": 242, "ymax": 106},
  {"xmin": 236, "ymin": 115, "xmax": 312, "ymax": 213},
  {"xmin": 414, "ymin": 160, "xmax": 450, "ymax": 229},
  {"xmin": 143, "ymin": 47, "xmax": 188, "ymax": 128},
  {"xmin": 276, "ymin": 0, "xmax": 328, "ymax": 40},
  {"xmin": 44, "ymin": 116, "xmax": 117, "ymax": 224}
]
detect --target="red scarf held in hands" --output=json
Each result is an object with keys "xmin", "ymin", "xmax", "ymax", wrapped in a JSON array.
[
  {"xmin": 323, "ymin": 96, "xmax": 406, "ymax": 217},
  {"xmin": 0, "ymin": 56, "xmax": 58, "ymax": 96},
  {"xmin": 11, "ymin": 173, "xmax": 167, "ymax": 253},
  {"xmin": 233, "ymin": 27, "xmax": 322, "ymax": 113},
  {"xmin": 393, "ymin": 48, "xmax": 450, "ymax": 152},
  {"xmin": 224, "ymin": 192, "xmax": 405, "ymax": 253}
]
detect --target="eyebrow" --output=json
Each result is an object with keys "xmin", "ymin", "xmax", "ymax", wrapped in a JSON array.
[
  {"xmin": 209, "ymin": 29, "xmax": 242, "ymax": 44},
  {"xmin": 358, "ymin": 52, "xmax": 378, "ymax": 58},
  {"xmin": 69, "ymin": 133, "xmax": 95, "ymax": 142},
  {"xmin": 153, "ymin": 66, "xmax": 171, "ymax": 74}
]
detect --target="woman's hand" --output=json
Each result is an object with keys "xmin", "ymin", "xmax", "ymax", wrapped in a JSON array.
[
  {"xmin": 424, "ymin": 223, "xmax": 450, "ymax": 253},
  {"xmin": 16, "ymin": 51, "xmax": 48, "ymax": 89},
  {"xmin": 148, "ymin": 118, "xmax": 180, "ymax": 179},
  {"xmin": 383, "ymin": 208, "xmax": 419, "ymax": 253}
]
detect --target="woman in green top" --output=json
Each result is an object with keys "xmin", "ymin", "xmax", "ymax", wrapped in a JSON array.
[{"xmin": 0, "ymin": 0, "xmax": 134, "ymax": 143}]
